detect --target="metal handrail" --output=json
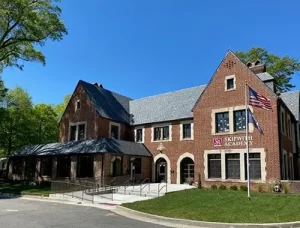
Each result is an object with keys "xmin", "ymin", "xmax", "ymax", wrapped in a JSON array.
[
  {"xmin": 158, "ymin": 182, "xmax": 167, "ymax": 196},
  {"xmin": 140, "ymin": 178, "xmax": 150, "ymax": 196},
  {"xmin": 123, "ymin": 176, "xmax": 135, "ymax": 194}
]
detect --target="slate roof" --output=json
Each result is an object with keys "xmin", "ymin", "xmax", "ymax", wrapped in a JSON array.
[
  {"xmin": 81, "ymin": 80, "xmax": 132, "ymax": 124},
  {"xmin": 257, "ymin": 72, "xmax": 274, "ymax": 81},
  {"xmin": 129, "ymin": 85, "xmax": 206, "ymax": 125},
  {"xmin": 280, "ymin": 91, "xmax": 300, "ymax": 121},
  {"xmin": 11, "ymin": 138, "xmax": 152, "ymax": 157}
]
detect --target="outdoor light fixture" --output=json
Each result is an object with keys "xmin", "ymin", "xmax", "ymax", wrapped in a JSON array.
[{"xmin": 157, "ymin": 142, "xmax": 165, "ymax": 153}]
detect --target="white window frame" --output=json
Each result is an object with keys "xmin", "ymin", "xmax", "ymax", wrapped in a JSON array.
[
  {"xmin": 69, "ymin": 121, "xmax": 87, "ymax": 141},
  {"xmin": 211, "ymin": 106, "xmax": 254, "ymax": 135},
  {"xmin": 204, "ymin": 148, "xmax": 266, "ymax": 183},
  {"xmin": 180, "ymin": 120, "xmax": 194, "ymax": 140},
  {"xmin": 225, "ymin": 75, "xmax": 236, "ymax": 91},
  {"xmin": 151, "ymin": 123, "xmax": 172, "ymax": 142},
  {"xmin": 76, "ymin": 99, "xmax": 81, "ymax": 111},
  {"xmin": 109, "ymin": 121, "xmax": 121, "ymax": 140},
  {"xmin": 134, "ymin": 127, "xmax": 145, "ymax": 143}
]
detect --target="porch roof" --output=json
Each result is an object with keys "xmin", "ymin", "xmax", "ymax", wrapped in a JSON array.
[{"xmin": 10, "ymin": 138, "xmax": 152, "ymax": 157}]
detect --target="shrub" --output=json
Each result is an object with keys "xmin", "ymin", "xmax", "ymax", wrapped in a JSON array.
[
  {"xmin": 282, "ymin": 183, "xmax": 290, "ymax": 194},
  {"xmin": 230, "ymin": 185, "xmax": 238, "ymax": 191},
  {"xmin": 257, "ymin": 183, "xmax": 264, "ymax": 193},
  {"xmin": 219, "ymin": 185, "xmax": 227, "ymax": 190},
  {"xmin": 211, "ymin": 184, "xmax": 218, "ymax": 190},
  {"xmin": 240, "ymin": 185, "xmax": 248, "ymax": 191}
]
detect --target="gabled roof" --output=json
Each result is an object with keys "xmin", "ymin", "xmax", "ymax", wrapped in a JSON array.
[
  {"xmin": 280, "ymin": 91, "xmax": 300, "ymax": 121},
  {"xmin": 129, "ymin": 85, "xmax": 206, "ymax": 125},
  {"xmin": 11, "ymin": 138, "xmax": 152, "ymax": 157},
  {"xmin": 80, "ymin": 80, "xmax": 132, "ymax": 124}
]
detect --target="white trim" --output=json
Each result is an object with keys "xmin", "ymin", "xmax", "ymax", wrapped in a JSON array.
[
  {"xmin": 153, "ymin": 154, "xmax": 171, "ymax": 184},
  {"xmin": 211, "ymin": 106, "xmax": 254, "ymax": 135},
  {"xmin": 204, "ymin": 148, "xmax": 266, "ymax": 183},
  {"xmin": 68, "ymin": 121, "xmax": 87, "ymax": 141},
  {"xmin": 109, "ymin": 121, "xmax": 121, "ymax": 140},
  {"xmin": 225, "ymin": 75, "xmax": 236, "ymax": 91},
  {"xmin": 176, "ymin": 152, "xmax": 194, "ymax": 184},
  {"xmin": 134, "ymin": 126, "xmax": 145, "ymax": 143},
  {"xmin": 151, "ymin": 123, "xmax": 172, "ymax": 142},
  {"xmin": 180, "ymin": 120, "xmax": 194, "ymax": 141}
]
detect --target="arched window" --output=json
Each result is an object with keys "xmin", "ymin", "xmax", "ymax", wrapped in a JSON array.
[{"xmin": 110, "ymin": 156, "xmax": 122, "ymax": 177}]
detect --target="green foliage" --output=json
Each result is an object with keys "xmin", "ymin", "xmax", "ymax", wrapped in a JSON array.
[
  {"xmin": 0, "ymin": 77, "xmax": 7, "ymax": 100},
  {"xmin": 282, "ymin": 183, "xmax": 290, "ymax": 194},
  {"xmin": 240, "ymin": 185, "xmax": 248, "ymax": 191},
  {"xmin": 257, "ymin": 183, "xmax": 264, "ymax": 193},
  {"xmin": 211, "ymin": 184, "xmax": 217, "ymax": 190},
  {"xmin": 54, "ymin": 94, "xmax": 71, "ymax": 120},
  {"xmin": 219, "ymin": 184, "xmax": 227, "ymax": 190},
  {"xmin": 235, "ymin": 47, "xmax": 300, "ymax": 92},
  {"xmin": 229, "ymin": 185, "xmax": 238, "ymax": 191},
  {"xmin": 0, "ymin": 0, "xmax": 68, "ymax": 72}
]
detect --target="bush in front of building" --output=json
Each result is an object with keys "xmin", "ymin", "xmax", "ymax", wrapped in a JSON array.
[
  {"xmin": 211, "ymin": 184, "xmax": 218, "ymax": 190},
  {"xmin": 229, "ymin": 185, "xmax": 238, "ymax": 191},
  {"xmin": 219, "ymin": 184, "xmax": 227, "ymax": 190},
  {"xmin": 240, "ymin": 185, "xmax": 248, "ymax": 191}
]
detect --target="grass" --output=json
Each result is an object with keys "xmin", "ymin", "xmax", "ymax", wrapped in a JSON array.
[
  {"xmin": 0, "ymin": 182, "xmax": 51, "ymax": 195},
  {"xmin": 123, "ymin": 188, "xmax": 300, "ymax": 223}
]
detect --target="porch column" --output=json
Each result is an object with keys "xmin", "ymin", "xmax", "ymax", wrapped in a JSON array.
[
  {"xmin": 35, "ymin": 157, "xmax": 41, "ymax": 183},
  {"xmin": 94, "ymin": 154, "xmax": 102, "ymax": 181},
  {"xmin": 8, "ymin": 160, "xmax": 13, "ymax": 180},
  {"xmin": 52, "ymin": 157, "xmax": 57, "ymax": 179},
  {"xmin": 71, "ymin": 156, "xmax": 77, "ymax": 181},
  {"xmin": 21, "ymin": 158, "xmax": 26, "ymax": 180}
]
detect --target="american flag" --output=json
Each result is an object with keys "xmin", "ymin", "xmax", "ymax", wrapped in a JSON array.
[
  {"xmin": 249, "ymin": 87, "xmax": 272, "ymax": 110},
  {"xmin": 248, "ymin": 109, "xmax": 264, "ymax": 135}
]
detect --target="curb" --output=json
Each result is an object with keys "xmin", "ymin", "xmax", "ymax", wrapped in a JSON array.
[{"xmin": 113, "ymin": 206, "xmax": 300, "ymax": 228}]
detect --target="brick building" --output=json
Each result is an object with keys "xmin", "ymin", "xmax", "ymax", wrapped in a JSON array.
[{"xmin": 8, "ymin": 51, "xmax": 300, "ymax": 188}]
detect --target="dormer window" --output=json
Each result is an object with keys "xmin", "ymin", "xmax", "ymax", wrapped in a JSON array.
[
  {"xmin": 225, "ymin": 75, "xmax": 236, "ymax": 91},
  {"xmin": 76, "ymin": 100, "xmax": 81, "ymax": 110},
  {"xmin": 109, "ymin": 122, "xmax": 121, "ymax": 140}
]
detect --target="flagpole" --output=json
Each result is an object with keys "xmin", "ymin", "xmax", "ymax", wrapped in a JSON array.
[{"xmin": 245, "ymin": 82, "xmax": 251, "ymax": 200}]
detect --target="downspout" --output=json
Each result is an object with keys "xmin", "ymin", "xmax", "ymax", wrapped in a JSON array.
[{"xmin": 277, "ymin": 99, "xmax": 283, "ymax": 180}]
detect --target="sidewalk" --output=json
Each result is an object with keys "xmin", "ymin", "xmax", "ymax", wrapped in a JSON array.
[{"xmin": 112, "ymin": 206, "xmax": 300, "ymax": 228}]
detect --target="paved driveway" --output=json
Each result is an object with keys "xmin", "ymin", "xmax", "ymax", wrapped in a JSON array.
[{"xmin": 0, "ymin": 197, "xmax": 166, "ymax": 228}]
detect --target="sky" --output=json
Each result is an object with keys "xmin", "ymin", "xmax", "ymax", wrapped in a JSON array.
[{"xmin": 2, "ymin": 0, "xmax": 300, "ymax": 105}]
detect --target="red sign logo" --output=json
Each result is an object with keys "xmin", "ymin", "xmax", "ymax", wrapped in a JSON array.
[{"xmin": 213, "ymin": 138, "xmax": 222, "ymax": 147}]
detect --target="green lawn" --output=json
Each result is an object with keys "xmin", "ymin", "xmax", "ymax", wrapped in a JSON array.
[
  {"xmin": 0, "ymin": 182, "xmax": 51, "ymax": 195},
  {"xmin": 123, "ymin": 188, "xmax": 300, "ymax": 223}
]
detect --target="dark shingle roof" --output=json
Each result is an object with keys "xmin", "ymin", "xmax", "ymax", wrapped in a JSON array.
[
  {"xmin": 129, "ymin": 85, "xmax": 206, "ymax": 125},
  {"xmin": 81, "ymin": 80, "xmax": 132, "ymax": 124},
  {"xmin": 11, "ymin": 138, "xmax": 152, "ymax": 157},
  {"xmin": 280, "ymin": 91, "xmax": 300, "ymax": 121}
]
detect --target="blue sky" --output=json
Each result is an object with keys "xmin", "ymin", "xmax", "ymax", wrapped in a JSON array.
[{"xmin": 2, "ymin": 0, "xmax": 300, "ymax": 105}]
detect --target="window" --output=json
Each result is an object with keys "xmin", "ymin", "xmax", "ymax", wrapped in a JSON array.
[
  {"xmin": 57, "ymin": 156, "xmax": 71, "ymax": 178},
  {"xmin": 227, "ymin": 78, "xmax": 234, "ymax": 90},
  {"xmin": 76, "ymin": 100, "xmax": 81, "ymax": 110},
  {"xmin": 111, "ymin": 156, "xmax": 122, "ymax": 176},
  {"xmin": 153, "ymin": 126, "xmax": 170, "ymax": 141},
  {"xmin": 216, "ymin": 112, "xmax": 229, "ymax": 133},
  {"xmin": 41, "ymin": 157, "xmax": 52, "ymax": 176},
  {"xmin": 281, "ymin": 112, "xmax": 285, "ymax": 134},
  {"xmin": 245, "ymin": 153, "xmax": 261, "ymax": 180},
  {"xmin": 110, "ymin": 125, "xmax": 119, "ymax": 139},
  {"xmin": 12, "ymin": 159, "xmax": 22, "ymax": 175},
  {"xmin": 25, "ymin": 158, "xmax": 36, "ymax": 178},
  {"xmin": 226, "ymin": 154, "xmax": 240, "ymax": 179},
  {"xmin": 136, "ymin": 129, "xmax": 143, "ymax": 142},
  {"xmin": 183, "ymin": 123, "xmax": 191, "ymax": 139},
  {"xmin": 208, "ymin": 154, "xmax": 221, "ymax": 178},
  {"xmin": 77, "ymin": 155, "xmax": 93, "ymax": 178},
  {"xmin": 69, "ymin": 122, "xmax": 86, "ymax": 141},
  {"xmin": 234, "ymin": 110, "xmax": 246, "ymax": 132}
]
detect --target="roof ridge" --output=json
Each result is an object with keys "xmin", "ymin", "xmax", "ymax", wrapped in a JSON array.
[
  {"xmin": 130, "ymin": 84, "xmax": 207, "ymax": 102},
  {"xmin": 281, "ymin": 90, "xmax": 300, "ymax": 94}
]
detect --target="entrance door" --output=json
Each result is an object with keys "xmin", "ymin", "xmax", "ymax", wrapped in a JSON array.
[
  {"xmin": 156, "ymin": 158, "xmax": 167, "ymax": 183},
  {"xmin": 180, "ymin": 158, "xmax": 194, "ymax": 184}
]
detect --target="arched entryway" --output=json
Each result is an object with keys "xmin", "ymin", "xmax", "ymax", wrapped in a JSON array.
[
  {"xmin": 110, "ymin": 156, "xmax": 122, "ymax": 177},
  {"xmin": 156, "ymin": 158, "xmax": 167, "ymax": 183},
  {"xmin": 176, "ymin": 153, "xmax": 195, "ymax": 184}
]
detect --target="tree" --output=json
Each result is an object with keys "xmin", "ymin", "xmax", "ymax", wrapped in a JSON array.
[
  {"xmin": 54, "ymin": 94, "xmax": 71, "ymax": 120},
  {"xmin": 235, "ymin": 47, "xmax": 300, "ymax": 92},
  {"xmin": 0, "ymin": 77, "xmax": 7, "ymax": 100},
  {"xmin": 0, "ymin": 0, "xmax": 67, "ymax": 72},
  {"xmin": 32, "ymin": 103, "xmax": 58, "ymax": 144}
]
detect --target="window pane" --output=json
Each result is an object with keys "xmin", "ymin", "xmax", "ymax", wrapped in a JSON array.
[
  {"xmin": 70, "ymin": 126, "xmax": 76, "ymax": 141},
  {"xmin": 227, "ymin": 78, "xmax": 234, "ymax": 90},
  {"xmin": 183, "ymin": 123, "xmax": 191, "ymax": 138},
  {"xmin": 78, "ymin": 124, "xmax": 85, "ymax": 140},
  {"xmin": 245, "ymin": 153, "xmax": 261, "ymax": 180},
  {"xmin": 163, "ymin": 126, "xmax": 169, "ymax": 140},
  {"xmin": 76, "ymin": 101, "xmax": 81, "ymax": 110},
  {"xmin": 226, "ymin": 154, "xmax": 240, "ymax": 179},
  {"xmin": 208, "ymin": 154, "xmax": 221, "ymax": 178},
  {"xmin": 136, "ymin": 129, "xmax": 143, "ymax": 142},
  {"xmin": 111, "ymin": 125, "xmax": 119, "ymax": 139},
  {"xmin": 234, "ymin": 110, "xmax": 246, "ymax": 131},
  {"xmin": 216, "ymin": 112, "xmax": 229, "ymax": 133},
  {"xmin": 154, "ymin": 127, "xmax": 161, "ymax": 141}
]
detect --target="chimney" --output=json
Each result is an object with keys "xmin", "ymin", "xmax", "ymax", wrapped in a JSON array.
[
  {"xmin": 93, "ymin": 82, "xmax": 99, "ymax": 86},
  {"xmin": 93, "ymin": 82, "xmax": 104, "ymax": 88},
  {"xmin": 247, "ymin": 60, "xmax": 266, "ymax": 74}
]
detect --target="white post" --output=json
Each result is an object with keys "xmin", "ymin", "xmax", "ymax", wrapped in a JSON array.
[{"xmin": 245, "ymin": 83, "xmax": 251, "ymax": 200}]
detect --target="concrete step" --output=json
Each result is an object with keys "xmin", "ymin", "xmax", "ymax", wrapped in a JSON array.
[{"xmin": 115, "ymin": 189, "xmax": 165, "ymax": 197}]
